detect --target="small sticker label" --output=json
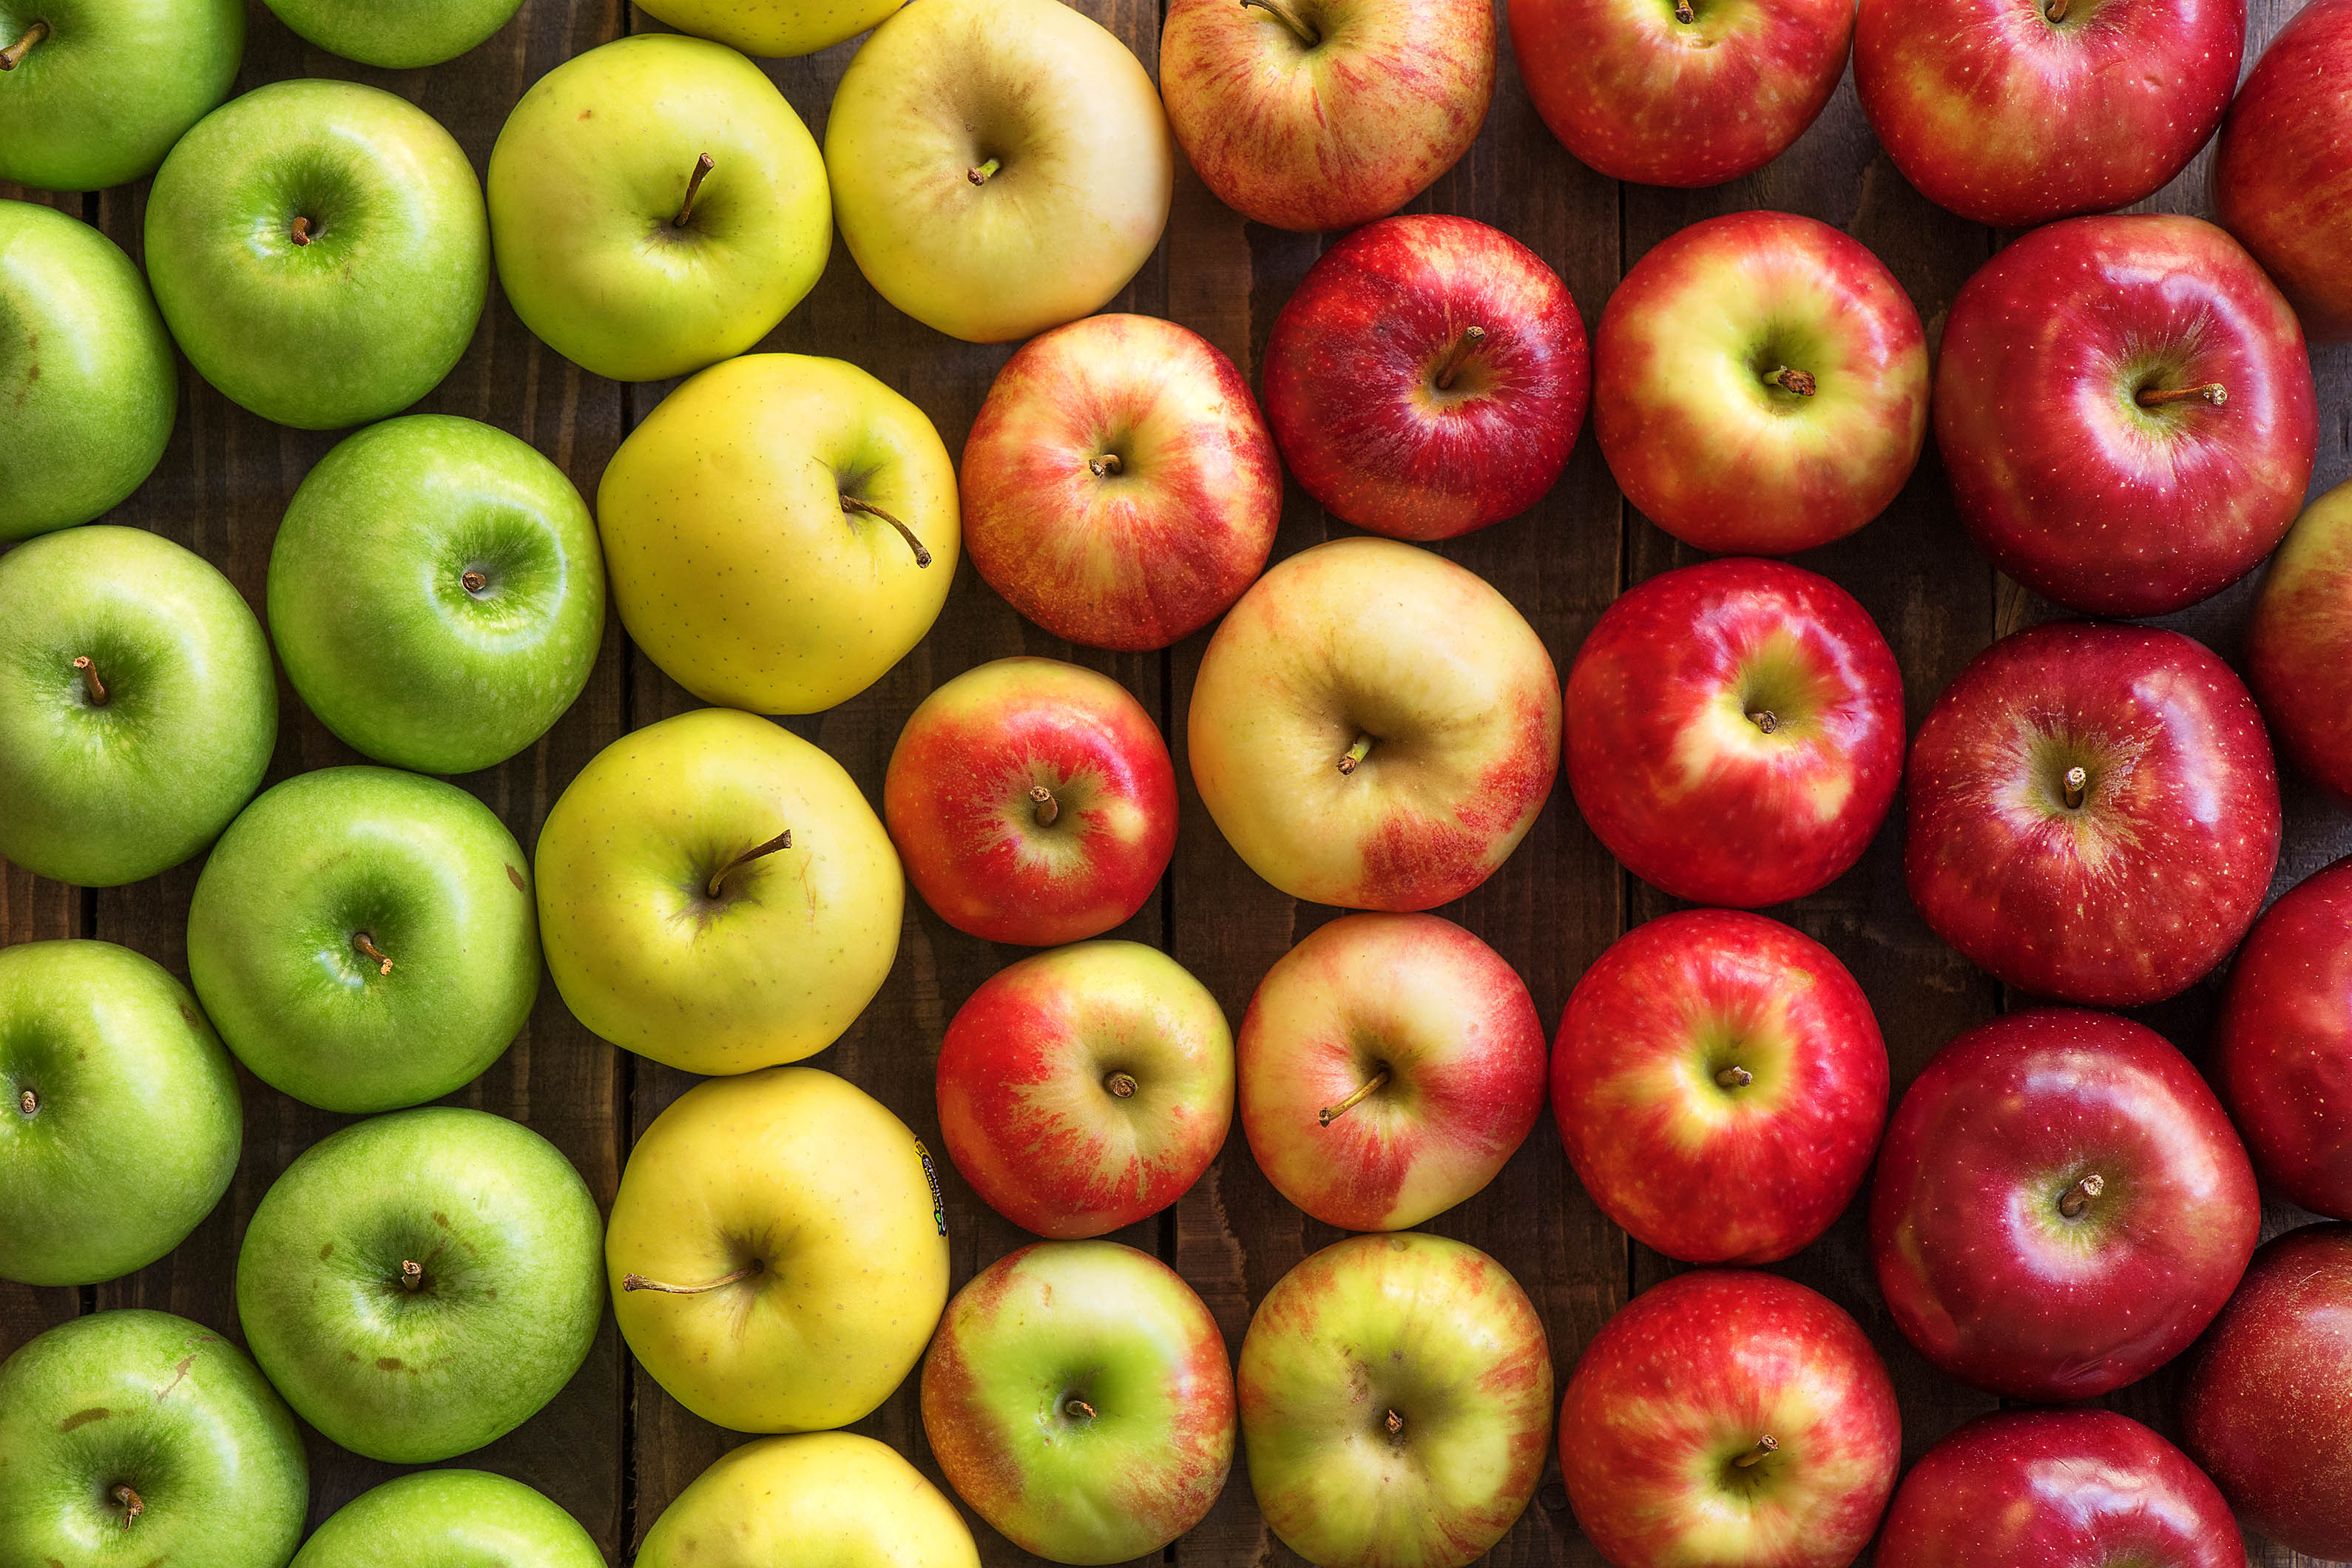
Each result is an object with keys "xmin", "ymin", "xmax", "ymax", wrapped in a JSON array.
[{"xmin": 914, "ymin": 1138, "xmax": 947, "ymax": 1237}]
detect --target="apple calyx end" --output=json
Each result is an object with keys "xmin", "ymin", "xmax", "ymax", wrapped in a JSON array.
[
  {"xmin": 1762, "ymin": 365, "xmax": 1816, "ymax": 398},
  {"xmin": 2058, "ymin": 1172, "xmax": 2104, "ymax": 1219},
  {"xmin": 1732, "ymin": 1434, "xmax": 1778, "ymax": 1468},
  {"xmin": 1431, "ymin": 325, "xmax": 1489, "ymax": 393},
  {"xmin": 1336, "ymin": 734, "xmax": 1375, "ymax": 775},
  {"xmin": 0, "ymin": 20, "xmax": 47, "ymax": 69},
  {"xmin": 71, "ymin": 655, "xmax": 107, "ymax": 706},
  {"xmin": 1319, "ymin": 1067, "xmax": 1390, "ymax": 1126},
  {"xmin": 967, "ymin": 156, "xmax": 1001, "ymax": 186},
  {"xmin": 675, "ymin": 152, "xmax": 715, "ymax": 229},
  {"xmin": 352, "ymin": 931, "xmax": 393, "ymax": 976},
  {"xmin": 1103, "ymin": 1070, "xmax": 1138, "ymax": 1099},
  {"xmin": 1746, "ymin": 709, "xmax": 1780, "ymax": 736},
  {"xmin": 16, "ymin": 1087, "xmax": 33, "ymax": 1117},
  {"xmin": 2061, "ymin": 765, "xmax": 2088, "ymax": 811},
  {"xmin": 111, "ymin": 1484, "xmax": 143, "ymax": 1528},
  {"xmin": 706, "ymin": 830, "xmax": 793, "ymax": 901},
  {"xmin": 2135, "ymin": 381, "xmax": 2227, "ymax": 410},
  {"xmin": 622, "ymin": 1260, "xmax": 764, "ymax": 1296},
  {"xmin": 1238, "ymin": 0, "xmax": 1322, "ymax": 47},
  {"xmin": 1714, "ymin": 1064, "xmax": 1752, "ymax": 1089},
  {"xmin": 1029, "ymin": 784, "xmax": 1060, "ymax": 827},
  {"xmin": 840, "ymin": 494, "xmax": 932, "ymax": 567},
  {"xmin": 397, "ymin": 1259, "xmax": 425, "ymax": 1291}
]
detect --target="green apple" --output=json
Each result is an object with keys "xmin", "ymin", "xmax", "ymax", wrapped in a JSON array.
[
  {"xmin": 0, "ymin": 0, "xmax": 242, "ymax": 192},
  {"xmin": 1, "ymin": 200, "xmax": 177, "ymax": 542},
  {"xmin": 0, "ymin": 1309, "xmax": 306, "ymax": 1568},
  {"xmin": 0, "ymin": 524, "xmax": 275, "ymax": 887},
  {"xmin": 825, "ymin": 0, "xmax": 1172, "ymax": 342},
  {"xmin": 291, "ymin": 1470, "xmax": 601, "ymax": 1568},
  {"xmin": 234, "ymin": 1106, "xmax": 603, "ymax": 1464},
  {"xmin": 596, "ymin": 353, "xmax": 959, "ymax": 713},
  {"xmin": 186, "ymin": 767, "xmax": 540, "ymax": 1115},
  {"xmin": 487, "ymin": 33, "xmax": 830, "ymax": 382},
  {"xmin": 606, "ymin": 1067, "xmax": 948, "ymax": 1433},
  {"xmin": 535, "ymin": 706, "xmax": 902, "ymax": 1075},
  {"xmin": 266, "ymin": 414, "xmax": 604, "ymax": 775},
  {"xmin": 0, "ymin": 941, "xmax": 240, "ymax": 1287},
  {"xmin": 261, "ymin": 0, "xmax": 521, "ymax": 69},
  {"xmin": 143, "ymin": 79, "xmax": 489, "ymax": 431},
  {"xmin": 638, "ymin": 1433, "xmax": 981, "ymax": 1567}
]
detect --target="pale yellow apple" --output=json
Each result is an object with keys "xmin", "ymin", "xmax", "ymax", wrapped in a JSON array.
[
  {"xmin": 596, "ymin": 352, "xmax": 959, "ymax": 714},
  {"xmin": 824, "ymin": 0, "xmax": 1174, "ymax": 342},
  {"xmin": 534, "ymin": 708, "xmax": 902, "ymax": 1075},
  {"xmin": 636, "ymin": 1433, "xmax": 981, "ymax": 1567},
  {"xmin": 635, "ymin": 0, "xmax": 904, "ymax": 58},
  {"xmin": 606, "ymin": 1067, "xmax": 950, "ymax": 1433}
]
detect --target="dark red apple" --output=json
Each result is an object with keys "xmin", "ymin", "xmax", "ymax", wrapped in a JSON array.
[
  {"xmin": 1876, "ymin": 1408, "xmax": 2245, "ymax": 1568},
  {"xmin": 1871, "ymin": 1008, "xmax": 2261, "ymax": 1402},
  {"xmin": 2215, "ymin": 0, "xmax": 2352, "ymax": 342},
  {"xmin": 1259, "ymin": 214, "xmax": 1588, "ymax": 542},
  {"xmin": 1551, "ymin": 909, "xmax": 1887, "ymax": 1265},
  {"xmin": 2215, "ymin": 856, "xmax": 2352, "ymax": 1219},
  {"xmin": 2178, "ymin": 1223, "xmax": 2352, "ymax": 1561},
  {"xmin": 1905, "ymin": 621, "xmax": 2280, "ymax": 1007},
  {"xmin": 1936, "ymin": 214, "xmax": 2316, "ymax": 618},
  {"xmin": 1564, "ymin": 557, "xmax": 1904, "ymax": 909},
  {"xmin": 2247, "ymin": 479, "xmax": 2352, "ymax": 802},
  {"xmin": 1558, "ymin": 1268, "xmax": 1901, "ymax": 1568}
]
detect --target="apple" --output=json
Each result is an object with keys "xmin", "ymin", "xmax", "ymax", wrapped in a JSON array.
[
  {"xmin": 1552, "ymin": 908, "xmax": 1886, "ymax": 1265},
  {"xmin": 922, "ymin": 1240, "xmax": 1234, "ymax": 1563},
  {"xmin": 0, "ymin": 524, "xmax": 275, "ymax": 888},
  {"xmin": 0, "ymin": 1309, "xmax": 306, "ymax": 1568},
  {"xmin": 1558, "ymin": 1269, "xmax": 1900, "ymax": 1568},
  {"xmin": 825, "ymin": 0, "xmax": 1172, "ymax": 343},
  {"xmin": 1905, "ymin": 621, "xmax": 2279, "ymax": 1007},
  {"xmin": 0, "ymin": 0, "xmax": 241, "ymax": 192},
  {"xmin": 1260, "ymin": 214, "xmax": 1589, "ymax": 542},
  {"xmin": 960, "ymin": 313, "xmax": 1280, "ymax": 650},
  {"xmin": 488, "ymin": 34, "xmax": 830, "ymax": 383},
  {"xmin": 1189, "ymin": 536, "xmax": 1561, "ymax": 910},
  {"xmin": 607, "ymin": 1066, "xmax": 948, "ymax": 1433},
  {"xmin": 268, "ymin": 414, "xmax": 605, "ymax": 777},
  {"xmin": 597, "ymin": 353, "xmax": 958, "ymax": 714},
  {"xmin": 291, "ymin": 1471, "xmax": 600, "ymax": 1568},
  {"xmin": 1853, "ymin": 0, "xmax": 2243, "ymax": 228},
  {"xmin": 1510, "ymin": 0, "xmax": 1852, "ymax": 187},
  {"xmin": 143, "ymin": 79, "xmax": 488, "ymax": 431},
  {"xmin": 1238, "ymin": 912, "xmax": 1544, "ymax": 1231},
  {"xmin": 234, "ymin": 1106, "xmax": 604, "ymax": 1464},
  {"xmin": 2248, "ymin": 478, "xmax": 2352, "ymax": 800},
  {"xmin": 938, "ymin": 941, "xmax": 1231, "ymax": 1240},
  {"xmin": 1936, "ymin": 214, "xmax": 2316, "ymax": 618},
  {"xmin": 186, "ymin": 767, "xmax": 540, "ymax": 1115},
  {"xmin": 1160, "ymin": 0, "xmax": 1493, "ymax": 233},
  {"xmin": 885, "ymin": 657, "xmax": 1176, "ymax": 947},
  {"xmin": 263, "ymin": 0, "xmax": 519, "ymax": 66},
  {"xmin": 637, "ymin": 1433, "xmax": 981, "ymax": 1568},
  {"xmin": 2178, "ymin": 1223, "xmax": 2352, "ymax": 1561},
  {"xmin": 1593, "ymin": 211, "xmax": 1927, "ymax": 555},
  {"xmin": 2215, "ymin": 0, "xmax": 2352, "ymax": 342},
  {"xmin": 1, "ymin": 200, "xmax": 176, "ymax": 542},
  {"xmin": 2214, "ymin": 856, "xmax": 2352, "ymax": 1219},
  {"xmin": 1876, "ymin": 1408, "xmax": 2244, "ymax": 1568},
  {"xmin": 1564, "ymin": 557, "xmax": 1903, "ymax": 909},
  {"xmin": 535, "ymin": 707, "xmax": 902, "ymax": 1076},
  {"xmin": 1871, "ymin": 1007, "xmax": 2260, "ymax": 1402},
  {"xmin": 1240, "ymin": 1231, "xmax": 1552, "ymax": 1568},
  {"xmin": 0, "ymin": 942, "xmax": 239, "ymax": 1286},
  {"xmin": 635, "ymin": 0, "xmax": 902, "ymax": 56}
]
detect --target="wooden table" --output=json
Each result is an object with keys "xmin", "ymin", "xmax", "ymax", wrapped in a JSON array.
[{"xmin": 5, "ymin": 0, "xmax": 2348, "ymax": 1561}]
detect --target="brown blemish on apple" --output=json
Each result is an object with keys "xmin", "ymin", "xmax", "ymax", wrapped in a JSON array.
[{"xmin": 58, "ymin": 1408, "xmax": 111, "ymax": 1432}]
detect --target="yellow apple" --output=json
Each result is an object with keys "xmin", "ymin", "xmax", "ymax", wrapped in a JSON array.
[
  {"xmin": 596, "ymin": 352, "xmax": 959, "ymax": 714},
  {"xmin": 636, "ymin": 1433, "xmax": 980, "ymax": 1567},
  {"xmin": 824, "ymin": 0, "xmax": 1173, "ymax": 342},
  {"xmin": 635, "ymin": 0, "xmax": 904, "ymax": 58},
  {"xmin": 534, "ymin": 708, "xmax": 902, "ymax": 1075},
  {"xmin": 606, "ymin": 1067, "xmax": 950, "ymax": 1433}
]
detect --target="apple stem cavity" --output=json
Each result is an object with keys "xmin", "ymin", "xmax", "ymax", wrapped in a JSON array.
[
  {"xmin": 967, "ymin": 157, "xmax": 1001, "ymax": 186},
  {"xmin": 352, "ymin": 931, "xmax": 393, "ymax": 976},
  {"xmin": 1763, "ymin": 365, "xmax": 1817, "ymax": 397},
  {"xmin": 1733, "ymin": 1435, "xmax": 1779, "ymax": 1467},
  {"xmin": 1104, "ymin": 1070, "xmax": 1138, "ymax": 1098},
  {"xmin": 2136, "ymin": 381, "xmax": 2228, "ymax": 409},
  {"xmin": 622, "ymin": 1260, "xmax": 764, "ymax": 1295},
  {"xmin": 1319, "ymin": 1067, "xmax": 1390, "ymax": 1127},
  {"xmin": 2058, "ymin": 1172, "xmax": 2105, "ymax": 1219},
  {"xmin": 2062, "ymin": 765, "xmax": 2088, "ymax": 810},
  {"xmin": 1432, "ymin": 325, "xmax": 1488, "ymax": 392},
  {"xmin": 1088, "ymin": 452, "xmax": 1123, "ymax": 477},
  {"xmin": 1240, "ymin": 0, "xmax": 1322, "ymax": 47},
  {"xmin": 674, "ymin": 153, "xmax": 715, "ymax": 229},
  {"xmin": 840, "ymin": 495, "xmax": 933, "ymax": 567},
  {"xmin": 1746, "ymin": 709, "xmax": 1780, "ymax": 735},
  {"xmin": 1336, "ymin": 734, "xmax": 1374, "ymax": 775},
  {"xmin": 111, "ymin": 1484, "xmax": 143, "ymax": 1527},
  {"xmin": 1715, "ymin": 1064, "xmax": 1752, "ymax": 1088},
  {"xmin": 706, "ymin": 831, "xmax": 793, "ymax": 900},
  {"xmin": 71, "ymin": 655, "xmax": 107, "ymax": 706},
  {"xmin": 290, "ymin": 215, "xmax": 316, "ymax": 246},
  {"xmin": 0, "ymin": 19, "xmax": 45, "ymax": 68},
  {"xmin": 1030, "ymin": 784, "xmax": 1060, "ymax": 826}
]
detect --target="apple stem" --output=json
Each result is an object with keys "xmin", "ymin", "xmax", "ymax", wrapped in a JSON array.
[
  {"xmin": 1240, "ymin": 0, "xmax": 1322, "ymax": 45},
  {"xmin": 1104, "ymin": 1071, "xmax": 1138, "ymax": 1098},
  {"xmin": 72, "ymin": 655, "xmax": 107, "ymax": 706},
  {"xmin": 2058, "ymin": 1172, "xmax": 2104, "ymax": 1218},
  {"xmin": 1431, "ymin": 325, "xmax": 1488, "ymax": 392},
  {"xmin": 2136, "ymin": 381, "xmax": 2227, "ymax": 409},
  {"xmin": 1030, "ymin": 784, "xmax": 1060, "ymax": 827},
  {"xmin": 1746, "ymin": 709, "xmax": 1780, "ymax": 735},
  {"xmin": 622, "ymin": 1260, "xmax": 764, "ymax": 1295},
  {"xmin": 1762, "ymin": 365, "xmax": 1817, "ymax": 397},
  {"xmin": 351, "ymin": 931, "xmax": 393, "ymax": 976},
  {"xmin": 1673, "ymin": 0, "xmax": 1695, "ymax": 18},
  {"xmin": 1088, "ymin": 452, "xmax": 1123, "ymax": 477},
  {"xmin": 291, "ymin": 215, "xmax": 316, "ymax": 246},
  {"xmin": 841, "ymin": 495, "xmax": 933, "ymax": 568},
  {"xmin": 1336, "ymin": 734, "xmax": 1374, "ymax": 775},
  {"xmin": 16, "ymin": 1087, "xmax": 33, "ymax": 1116},
  {"xmin": 674, "ymin": 152, "xmax": 715, "ymax": 229},
  {"xmin": 967, "ymin": 157, "xmax": 1001, "ymax": 186},
  {"xmin": 462, "ymin": 569, "xmax": 488, "ymax": 594},
  {"xmin": 706, "ymin": 831, "xmax": 793, "ymax": 900},
  {"xmin": 1733, "ymin": 1435, "xmax": 1779, "ymax": 1467},
  {"xmin": 2062, "ymin": 765, "xmax": 2087, "ymax": 810},
  {"xmin": 112, "ymin": 1484, "xmax": 143, "ymax": 1527},
  {"xmin": 398, "ymin": 1260, "xmax": 425, "ymax": 1291},
  {"xmin": 1063, "ymin": 1397, "xmax": 1098, "ymax": 1419},
  {"xmin": 0, "ymin": 19, "xmax": 46, "ymax": 67},
  {"xmin": 1715, "ymin": 1065, "xmax": 1751, "ymax": 1088},
  {"xmin": 1319, "ymin": 1067, "xmax": 1390, "ymax": 1127}
]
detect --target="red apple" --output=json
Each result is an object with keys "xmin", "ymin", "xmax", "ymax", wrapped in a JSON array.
[
  {"xmin": 1853, "ymin": 0, "xmax": 2243, "ymax": 227},
  {"xmin": 1158, "ymin": 0, "xmax": 1493, "ymax": 234},
  {"xmin": 2216, "ymin": 0, "xmax": 2352, "ymax": 342},
  {"xmin": 1237, "ymin": 912, "xmax": 1545, "ymax": 1232},
  {"xmin": 1558, "ymin": 1268, "xmax": 1900, "ymax": 1568},
  {"xmin": 960, "ymin": 314, "xmax": 1281, "ymax": 652},
  {"xmin": 1904, "ymin": 621, "xmax": 2280, "ymax": 1007},
  {"xmin": 2248, "ymin": 478, "xmax": 2352, "ymax": 801},
  {"xmin": 936, "ymin": 940, "xmax": 1232, "ymax": 1240},
  {"xmin": 884, "ymin": 656, "xmax": 1176, "ymax": 948},
  {"xmin": 2178, "ymin": 1223, "xmax": 2352, "ymax": 1561},
  {"xmin": 2214, "ymin": 856, "xmax": 2352, "ymax": 1220},
  {"xmin": 1593, "ymin": 212, "xmax": 1927, "ymax": 554},
  {"xmin": 1871, "ymin": 1008, "xmax": 2261, "ymax": 1402},
  {"xmin": 1510, "ymin": 0, "xmax": 1851, "ymax": 187},
  {"xmin": 1876, "ymin": 1409, "xmax": 2245, "ymax": 1568},
  {"xmin": 1936, "ymin": 214, "xmax": 2316, "ymax": 618},
  {"xmin": 1259, "ymin": 214, "xmax": 1588, "ymax": 543},
  {"xmin": 1552, "ymin": 909, "xmax": 1886, "ymax": 1265},
  {"xmin": 1564, "ymin": 557, "xmax": 1904, "ymax": 909}
]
